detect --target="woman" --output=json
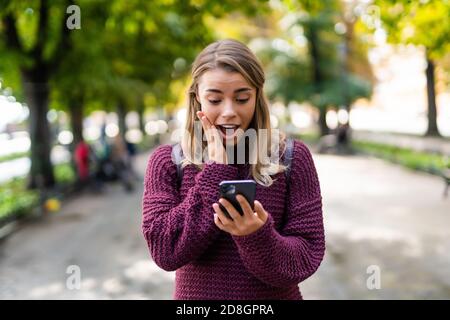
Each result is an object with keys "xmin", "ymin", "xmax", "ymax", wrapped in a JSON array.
[{"xmin": 142, "ymin": 39, "xmax": 325, "ymax": 300}]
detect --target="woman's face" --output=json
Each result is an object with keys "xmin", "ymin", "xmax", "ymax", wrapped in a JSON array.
[{"xmin": 196, "ymin": 68, "xmax": 256, "ymax": 146}]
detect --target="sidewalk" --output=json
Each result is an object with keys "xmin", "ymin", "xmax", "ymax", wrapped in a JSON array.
[
  {"xmin": 0, "ymin": 150, "xmax": 175, "ymax": 299},
  {"xmin": 301, "ymin": 152, "xmax": 450, "ymax": 299}
]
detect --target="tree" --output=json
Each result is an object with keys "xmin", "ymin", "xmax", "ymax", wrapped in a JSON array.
[
  {"xmin": 0, "ymin": 0, "xmax": 272, "ymax": 190},
  {"xmin": 95, "ymin": 0, "xmax": 271, "ymax": 139},
  {"xmin": 0, "ymin": 0, "xmax": 76, "ymax": 188},
  {"xmin": 258, "ymin": 0, "xmax": 372, "ymax": 136},
  {"xmin": 375, "ymin": 0, "xmax": 450, "ymax": 136},
  {"xmin": 50, "ymin": 2, "xmax": 111, "ymax": 148}
]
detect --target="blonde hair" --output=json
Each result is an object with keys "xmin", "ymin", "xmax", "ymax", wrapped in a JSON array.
[{"xmin": 181, "ymin": 39, "xmax": 288, "ymax": 187}]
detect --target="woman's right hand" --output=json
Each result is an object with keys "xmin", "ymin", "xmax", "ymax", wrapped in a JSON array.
[{"xmin": 196, "ymin": 111, "xmax": 228, "ymax": 164}]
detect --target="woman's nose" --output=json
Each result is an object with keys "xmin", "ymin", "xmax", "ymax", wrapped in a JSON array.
[{"xmin": 221, "ymin": 99, "xmax": 237, "ymax": 117}]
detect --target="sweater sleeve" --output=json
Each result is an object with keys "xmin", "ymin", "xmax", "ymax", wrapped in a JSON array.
[
  {"xmin": 231, "ymin": 140, "xmax": 325, "ymax": 288},
  {"xmin": 142, "ymin": 144, "xmax": 238, "ymax": 271}
]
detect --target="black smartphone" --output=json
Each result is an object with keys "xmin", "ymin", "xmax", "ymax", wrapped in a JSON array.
[{"xmin": 218, "ymin": 180, "xmax": 256, "ymax": 220}]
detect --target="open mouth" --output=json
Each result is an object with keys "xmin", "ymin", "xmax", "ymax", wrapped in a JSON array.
[{"xmin": 217, "ymin": 124, "xmax": 240, "ymax": 139}]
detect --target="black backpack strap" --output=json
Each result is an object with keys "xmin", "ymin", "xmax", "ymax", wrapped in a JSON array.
[
  {"xmin": 283, "ymin": 137, "xmax": 294, "ymax": 185},
  {"xmin": 171, "ymin": 143, "xmax": 184, "ymax": 187},
  {"xmin": 280, "ymin": 137, "xmax": 294, "ymax": 227}
]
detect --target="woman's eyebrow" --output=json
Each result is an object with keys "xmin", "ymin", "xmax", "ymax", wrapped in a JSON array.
[
  {"xmin": 205, "ymin": 88, "xmax": 252, "ymax": 93},
  {"xmin": 234, "ymin": 88, "xmax": 252, "ymax": 93}
]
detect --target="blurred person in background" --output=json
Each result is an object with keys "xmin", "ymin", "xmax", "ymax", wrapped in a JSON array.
[
  {"xmin": 111, "ymin": 135, "xmax": 134, "ymax": 192},
  {"xmin": 336, "ymin": 122, "xmax": 351, "ymax": 154},
  {"xmin": 74, "ymin": 138, "xmax": 106, "ymax": 192},
  {"xmin": 74, "ymin": 139, "xmax": 90, "ymax": 184},
  {"xmin": 125, "ymin": 139, "xmax": 140, "ymax": 181}
]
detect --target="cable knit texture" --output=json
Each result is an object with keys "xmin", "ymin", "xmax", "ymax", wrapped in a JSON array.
[{"xmin": 141, "ymin": 139, "xmax": 325, "ymax": 300}]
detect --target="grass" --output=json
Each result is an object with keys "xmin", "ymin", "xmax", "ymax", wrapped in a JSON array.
[
  {"xmin": 0, "ymin": 152, "xmax": 29, "ymax": 163},
  {"xmin": 352, "ymin": 140, "xmax": 449, "ymax": 176},
  {"xmin": 54, "ymin": 162, "xmax": 76, "ymax": 184},
  {"xmin": 292, "ymin": 131, "xmax": 448, "ymax": 176},
  {"xmin": 0, "ymin": 179, "xmax": 39, "ymax": 222},
  {"xmin": 295, "ymin": 132, "xmax": 320, "ymax": 144},
  {"xmin": 0, "ymin": 163, "xmax": 76, "ymax": 226}
]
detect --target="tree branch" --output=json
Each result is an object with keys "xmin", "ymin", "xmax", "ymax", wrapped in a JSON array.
[
  {"xmin": 3, "ymin": 13, "xmax": 23, "ymax": 52},
  {"xmin": 32, "ymin": 0, "xmax": 49, "ymax": 63},
  {"xmin": 48, "ymin": 0, "xmax": 74, "ymax": 73}
]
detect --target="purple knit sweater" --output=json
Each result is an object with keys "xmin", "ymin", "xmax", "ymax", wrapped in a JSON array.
[{"xmin": 141, "ymin": 139, "xmax": 325, "ymax": 300}]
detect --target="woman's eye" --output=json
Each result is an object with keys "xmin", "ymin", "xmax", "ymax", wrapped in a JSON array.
[
  {"xmin": 208, "ymin": 100, "xmax": 221, "ymax": 105},
  {"xmin": 236, "ymin": 98, "xmax": 249, "ymax": 104}
]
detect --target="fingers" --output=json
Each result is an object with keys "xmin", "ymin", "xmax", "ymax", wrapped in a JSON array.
[
  {"xmin": 197, "ymin": 111, "xmax": 222, "ymax": 140},
  {"xmin": 196, "ymin": 111, "xmax": 212, "ymax": 141},
  {"xmin": 236, "ymin": 194, "xmax": 254, "ymax": 219},
  {"xmin": 213, "ymin": 199, "xmax": 269, "ymax": 236},
  {"xmin": 212, "ymin": 202, "xmax": 232, "ymax": 226},
  {"xmin": 254, "ymin": 200, "xmax": 268, "ymax": 223},
  {"xmin": 218, "ymin": 198, "xmax": 242, "ymax": 222},
  {"xmin": 197, "ymin": 111, "xmax": 216, "ymax": 144},
  {"xmin": 196, "ymin": 111, "xmax": 227, "ymax": 164},
  {"xmin": 213, "ymin": 213, "xmax": 226, "ymax": 231},
  {"xmin": 197, "ymin": 111, "xmax": 210, "ymax": 129},
  {"xmin": 197, "ymin": 111, "xmax": 217, "ymax": 136}
]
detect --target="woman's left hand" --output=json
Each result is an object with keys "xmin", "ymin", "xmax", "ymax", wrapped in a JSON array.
[{"xmin": 212, "ymin": 195, "xmax": 268, "ymax": 236}]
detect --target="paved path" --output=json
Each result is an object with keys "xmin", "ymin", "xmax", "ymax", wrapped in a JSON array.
[
  {"xmin": 301, "ymin": 153, "xmax": 450, "ymax": 299},
  {"xmin": 0, "ymin": 150, "xmax": 449, "ymax": 299},
  {"xmin": 0, "ymin": 152, "xmax": 175, "ymax": 299}
]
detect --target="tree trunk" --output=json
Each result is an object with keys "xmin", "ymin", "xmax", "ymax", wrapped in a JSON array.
[
  {"xmin": 137, "ymin": 104, "xmax": 146, "ymax": 136},
  {"xmin": 425, "ymin": 56, "xmax": 440, "ymax": 136},
  {"xmin": 318, "ymin": 107, "xmax": 329, "ymax": 136},
  {"xmin": 307, "ymin": 26, "xmax": 329, "ymax": 137},
  {"xmin": 308, "ymin": 27, "xmax": 322, "ymax": 89},
  {"xmin": 117, "ymin": 102, "xmax": 127, "ymax": 140},
  {"xmin": 22, "ymin": 67, "xmax": 55, "ymax": 189}
]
